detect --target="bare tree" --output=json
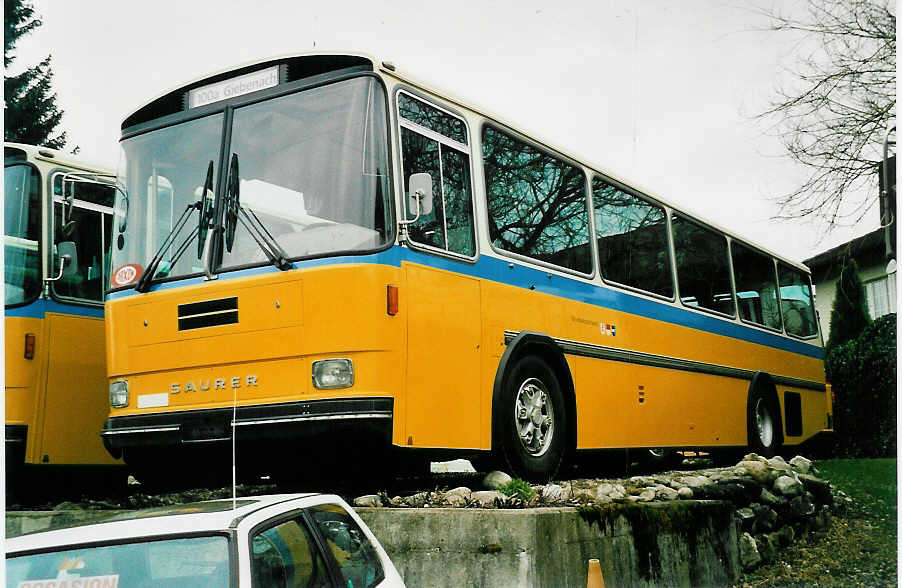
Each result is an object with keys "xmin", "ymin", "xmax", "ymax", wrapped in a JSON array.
[{"xmin": 757, "ymin": 0, "xmax": 895, "ymax": 227}]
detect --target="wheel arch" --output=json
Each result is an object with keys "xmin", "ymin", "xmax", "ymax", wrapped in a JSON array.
[
  {"xmin": 491, "ymin": 331, "xmax": 577, "ymax": 458},
  {"xmin": 746, "ymin": 371, "xmax": 784, "ymax": 449}
]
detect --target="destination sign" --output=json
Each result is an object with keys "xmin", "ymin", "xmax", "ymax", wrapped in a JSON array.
[{"xmin": 187, "ymin": 66, "xmax": 279, "ymax": 109}]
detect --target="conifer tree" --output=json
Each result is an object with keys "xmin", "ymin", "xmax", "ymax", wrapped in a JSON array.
[
  {"xmin": 4, "ymin": 0, "xmax": 67, "ymax": 149},
  {"xmin": 827, "ymin": 257, "xmax": 871, "ymax": 349}
]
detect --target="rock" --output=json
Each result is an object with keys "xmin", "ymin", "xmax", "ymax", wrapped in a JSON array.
[
  {"xmin": 656, "ymin": 486, "xmax": 680, "ymax": 501},
  {"xmin": 677, "ymin": 487, "xmax": 694, "ymax": 499},
  {"xmin": 750, "ymin": 503, "xmax": 779, "ymax": 532},
  {"xmin": 353, "ymin": 494, "xmax": 382, "ymax": 508},
  {"xmin": 472, "ymin": 490, "xmax": 504, "ymax": 507},
  {"xmin": 798, "ymin": 474, "xmax": 833, "ymax": 505},
  {"xmin": 482, "ymin": 471, "xmax": 512, "ymax": 490},
  {"xmin": 53, "ymin": 502, "xmax": 83, "ymax": 511},
  {"xmin": 736, "ymin": 460, "xmax": 779, "ymax": 484},
  {"xmin": 739, "ymin": 532, "xmax": 762, "ymax": 570},
  {"xmin": 775, "ymin": 525, "xmax": 795, "ymax": 547},
  {"xmin": 788, "ymin": 494, "xmax": 816, "ymax": 518},
  {"xmin": 431, "ymin": 459, "xmax": 476, "ymax": 473},
  {"xmin": 789, "ymin": 455, "xmax": 812, "ymax": 474},
  {"xmin": 597, "ymin": 483, "xmax": 615, "ymax": 496},
  {"xmin": 637, "ymin": 489, "xmax": 656, "ymax": 502},
  {"xmin": 445, "ymin": 487, "xmax": 472, "ymax": 507},
  {"xmin": 756, "ymin": 533, "xmax": 777, "ymax": 563},
  {"xmin": 736, "ymin": 507, "xmax": 756, "ymax": 532},
  {"xmin": 759, "ymin": 488, "xmax": 787, "ymax": 507},
  {"xmin": 773, "ymin": 475, "xmax": 803, "ymax": 497},
  {"xmin": 595, "ymin": 493, "xmax": 613, "ymax": 505},
  {"xmin": 696, "ymin": 481, "xmax": 760, "ymax": 506},
  {"xmin": 766, "ymin": 455, "xmax": 791, "ymax": 472},
  {"xmin": 572, "ymin": 488, "xmax": 595, "ymax": 503},
  {"xmin": 541, "ymin": 484, "xmax": 567, "ymax": 502},
  {"xmin": 677, "ymin": 475, "xmax": 713, "ymax": 488}
]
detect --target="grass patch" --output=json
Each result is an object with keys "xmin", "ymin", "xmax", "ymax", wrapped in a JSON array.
[{"xmin": 738, "ymin": 458, "xmax": 897, "ymax": 587}]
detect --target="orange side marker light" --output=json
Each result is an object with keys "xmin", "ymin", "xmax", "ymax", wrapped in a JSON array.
[
  {"xmin": 387, "ymin": 284, "xmax": 399, "ymax": 316},
  {"xmin": 24, "ymin": 333, "xmax": 36, "ymax": 360}
]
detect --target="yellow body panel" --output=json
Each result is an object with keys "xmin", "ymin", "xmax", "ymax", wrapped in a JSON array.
[
  {"xmin": 6, "ymin": 313, "xmax": 120, "ymax": 466},
  {"xmin": 108, "ymin": 265, "xmax": 403, "ymax": 417},
  {"xmin": 107, "ymin": 256, "xmax": 829, "ymax": 452}
]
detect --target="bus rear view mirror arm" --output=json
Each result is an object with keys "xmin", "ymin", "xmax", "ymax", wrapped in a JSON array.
[
  {"xmin": 401, "ymin": 172, "xmax": 434, "ymax": 225},
  {"xmin": 45, "ymin": 241, "xmax": 78, "ymax": 283}
]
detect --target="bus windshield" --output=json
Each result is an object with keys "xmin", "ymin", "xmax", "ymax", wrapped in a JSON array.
[
  {"xmin": 112, "ymin": 75, "xmax": 391, "ymax": 288},
  {"xmin": 4, "ymin": 163, "xmax": 42, "ymax": 306}
]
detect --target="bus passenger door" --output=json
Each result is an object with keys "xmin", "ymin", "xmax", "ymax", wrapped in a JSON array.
[
  {"xmin": 405, "ymin": 264, "xmax": 482, "ymax": 448},
  {"xmin": 396, "ymin": 94, "xmax": 482, "ymax": 449},
  {"xmin": 39, "ymin": 179, "xmax": 119, "ymax": 465}
]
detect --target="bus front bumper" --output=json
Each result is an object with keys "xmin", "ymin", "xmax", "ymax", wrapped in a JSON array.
[{"xmin": 101, "ymin": 397, "xmax": 393, "ymax": 457}]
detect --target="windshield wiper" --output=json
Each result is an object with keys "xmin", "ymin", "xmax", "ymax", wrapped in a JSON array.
[
  {"xmin": 134, "ymin": 161, "xmax": 212, "ymax": 292},
  {"xmin": 225, "ymin": 153, "xmax": 291, "ymax": 271}
]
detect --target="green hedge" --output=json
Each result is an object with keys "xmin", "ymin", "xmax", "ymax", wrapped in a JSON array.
[{"xmin": 824, "ymin": 313, "xmax": 897, "ymax": 458}]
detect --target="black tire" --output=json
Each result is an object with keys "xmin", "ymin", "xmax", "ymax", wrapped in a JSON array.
[
  {"xmin": 639, "ymin": 448, "xmax": 684, "ymax": 471},
  {"xmin": 747, "ymin": 388, "xmax": 782, "ymax": 458},
  {"xmin": 499, "ymin": 355, "xmax": 567, "ymax": 483}
]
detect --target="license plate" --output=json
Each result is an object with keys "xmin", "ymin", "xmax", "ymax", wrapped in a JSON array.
[{"xmin": 183, "ymin": 420, "xmax": 230, "ymax": 442}]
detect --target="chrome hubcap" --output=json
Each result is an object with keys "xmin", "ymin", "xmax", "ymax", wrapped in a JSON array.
[
  {"xmin": 515, "ymin": 378, "xmax": 554, "ymax": 457},
  {"xmin": 755, "ymin": 399, "xmax": 774, "ymax": 447}
]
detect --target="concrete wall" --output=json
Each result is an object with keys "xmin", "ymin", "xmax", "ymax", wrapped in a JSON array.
[
  {"xmin": 8, "ymin": 501, "xmax": 739, "ymax": 587},
  {"xmin": 357, "ymin": 502, "xmax": 737, "ymax": 587}
]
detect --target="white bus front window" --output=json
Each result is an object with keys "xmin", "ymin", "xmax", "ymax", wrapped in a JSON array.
[
  {"xmin": 112, "ymin": 113, "xmax": 224, "ymax": 287},
  {"xmin": 219, "ymin": 76, "xmax": 390, "ymax": 269},
  {"xmin": 4, "ymin": 164, "xmax": 42, "ymax": 306}
]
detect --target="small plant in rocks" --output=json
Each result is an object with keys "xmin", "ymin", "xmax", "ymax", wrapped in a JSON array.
[{"xmin": 498, "ymin": 478, "xmax": 536, "ymax": 502}]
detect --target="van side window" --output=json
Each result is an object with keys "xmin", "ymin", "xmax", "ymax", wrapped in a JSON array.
[{"xmin": 483, "ymin": 125, "xmax": 591, "ymax": 273}]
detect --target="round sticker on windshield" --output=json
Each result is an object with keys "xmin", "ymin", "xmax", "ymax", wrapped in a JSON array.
[{"xmin": 112, "ymin": 264, "xmax": 142, "ymax": 287}]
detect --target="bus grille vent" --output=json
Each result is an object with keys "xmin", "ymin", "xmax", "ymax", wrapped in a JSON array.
[{"xmin": 178, "ymin": 297, "xmax": 238, "ymax": 331}]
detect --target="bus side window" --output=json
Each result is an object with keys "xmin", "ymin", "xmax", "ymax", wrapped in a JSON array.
[
  {"xmin": 671, "ymin": 214, "xmax": 735, "ymax": 316},
  {"xmin": 398, "ymin": 92, "xmax": 475, "ymax": 257},
  {"xmin": 51, "ymin": 178, "xmax": 116, "ymax": 303},
  {"xmin": 777, "ymin": 263, "xmax": 818, "ymax": 338},
  {"xmin": 732, "ymin": 241, "xmax": 782, "ymax": 330},
  {"xmin": 482, "ymin": 125, "xmax": 591, "ymax": 274},
  {"xmin": 593, "ymin": 177, "xmax": 673, "ymax": 297}
]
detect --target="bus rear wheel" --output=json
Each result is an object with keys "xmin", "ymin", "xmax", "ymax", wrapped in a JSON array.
[
  {"xmin": 500, "ymin": 356, "xmax": 567, "ymax": 483},
  {"xmin": 747, "ymin": 389, "xmax": 782, "ymax": 458}
]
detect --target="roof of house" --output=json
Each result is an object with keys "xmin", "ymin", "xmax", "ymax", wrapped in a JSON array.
[{"xmin": 803, "ymin": 227, "xmax": 888, "ymax": 280}]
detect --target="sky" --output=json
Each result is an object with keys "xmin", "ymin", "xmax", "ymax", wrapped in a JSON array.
[{"xmin": 7, "ymin": 0, "xmax": 886, "ymax": 264}]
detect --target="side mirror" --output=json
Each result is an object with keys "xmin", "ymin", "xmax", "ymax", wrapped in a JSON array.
[
  {"xmin": 47, "ymin": 241, "xmax": 79, "ymax": 282},
  {"xmin": 408, "ymin": 172, "xmax": 434, "ymax": 218}
]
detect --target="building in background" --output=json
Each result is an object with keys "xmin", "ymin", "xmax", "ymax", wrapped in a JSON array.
[{"xmin": 804, "ymin": 152, "xmax": 897, "ymax": 343}]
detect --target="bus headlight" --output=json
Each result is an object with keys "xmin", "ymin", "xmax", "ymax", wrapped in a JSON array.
[
  {"xmin": 110, "ymin": 380, "xmax": 129, "ymax": 408},
  {"xmin": 312, "ymin": 359, "xmax": 354, "ymax": 390}
]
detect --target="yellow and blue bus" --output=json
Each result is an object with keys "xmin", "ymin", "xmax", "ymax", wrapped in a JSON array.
[
  {"xmin": 5, "ymin": 143, "xmax": 125, "ymax": 499},
  {"xmin": 101, "ymin": 53, "xmax": 832, "ymax": 483}
]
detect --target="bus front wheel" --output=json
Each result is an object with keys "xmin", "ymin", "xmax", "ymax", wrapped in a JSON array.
[
  {"xmin": 747, "ymin": 388, "xmax": 782, "ymax": 458},
  {"xmin": 500, "ymin": 355, "xmax": 567, "ymax": 483}
]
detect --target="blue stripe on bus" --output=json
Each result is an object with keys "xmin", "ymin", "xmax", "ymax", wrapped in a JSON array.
[
  {"xmin": 105, "ymin": 247, "xmax": 823, "ymax": 360},
  {"xmin": 5, "ymin": 298, "xmax": 104, "ymax": 319}
]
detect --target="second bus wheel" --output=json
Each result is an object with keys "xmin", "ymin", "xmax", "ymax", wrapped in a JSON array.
[
  {"xmin": 500, "ymin": 355, "xmax": 567, "ymax": 482},
  {"xmin": 747, "ymin": 388, "xmax": 782, "ymax": 458}
]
